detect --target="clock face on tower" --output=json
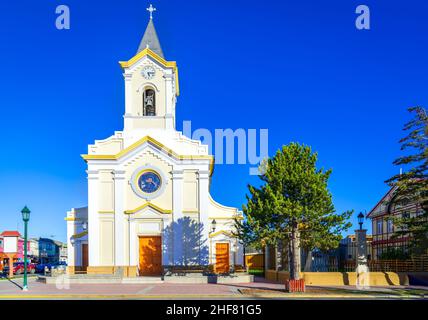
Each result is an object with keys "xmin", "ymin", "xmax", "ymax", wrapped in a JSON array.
[
  {"xmin": 138, "ymin": 171, "xmax": 162, "ymax": 194},
  {"xmin": 142, "ymin": 65, "xmax": 156, "ymax": 80}
]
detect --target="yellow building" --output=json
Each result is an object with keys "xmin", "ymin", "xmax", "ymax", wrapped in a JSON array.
[{"xmin": 66, "ymin": 6, "xmax": 243, "ymax": 277}]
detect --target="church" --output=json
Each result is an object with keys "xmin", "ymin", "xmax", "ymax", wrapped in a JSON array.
[{"xmin": 66, "ymin": 6, "xmax": 244, "ymax": 277}]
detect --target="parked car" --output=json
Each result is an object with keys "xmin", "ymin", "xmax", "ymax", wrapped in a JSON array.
[
  {"xmin": 35, "ymin": 263, "xmax": 53, "ymax": 273},
  {"xmin": 35, "ymin": 262, "xmax": 66, "ymax": 273},
  {"xmin": 49, "ymin": 263, "xmax": 67, "ymax": 272},
  {"xmin": 3, "ymin": 262, "xmax": 36, "ymax": 275}
]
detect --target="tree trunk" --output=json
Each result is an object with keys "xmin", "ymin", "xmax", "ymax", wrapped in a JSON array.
[{"xmin": 289, "ymin": 222, "xmax": 301, "ymax": 280}]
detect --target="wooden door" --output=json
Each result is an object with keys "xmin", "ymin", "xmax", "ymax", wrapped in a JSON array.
[
  {"xmin": 215, "ymin": 243, "xmax": 230, "ymax": 274},
  {"xmin": 139, "ymin": 236, "xmax": 162, "ymax": 276},
  {"xmin": 82, "ymin": 244, "xmax": 88, "ymax": 272}
]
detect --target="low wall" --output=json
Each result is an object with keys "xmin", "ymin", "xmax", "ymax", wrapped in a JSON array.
[
  {"xmin": 245, "ymin": 254, "xmax": 264, "ymax": 270},
  {"xmin": 266, "ymin": 270, "xmax": 416, "ymax": 286},
  {"xmin": 76, "ymin": 266, "xmax": 138, "ymax": 277}
]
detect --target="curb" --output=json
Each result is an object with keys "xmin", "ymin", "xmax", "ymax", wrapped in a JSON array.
[{"xmin": 0, "ymin": 293, "xmax": 425, "ymax": 300}]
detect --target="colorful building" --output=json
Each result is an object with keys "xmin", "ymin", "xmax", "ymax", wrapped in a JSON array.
[
  {"xmin": 38, "ymin": 238, "xmax": 61, "ymax": 264},
  {"xmin": 28, "ymin": 238, "xmax": 39, "ymax": 263},
  {"xmin": 0, "ymin": 231, "xmax": 31, "ymax": 268},
  {"xmin": 367, "ymin": 186, "xmax": 423, "ymax": 259}
]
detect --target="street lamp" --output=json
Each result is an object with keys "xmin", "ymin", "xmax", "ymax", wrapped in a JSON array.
[
  {"xmin": 211, "ymin": 220, "xmax": 217, "ymax": 234},
  {"xmin": 208, "ymin": 220, "xmax": 217, "ymax": 266},
  {"xmin": 358, "ymin": 212, "xmax": 365, "ymax": 231},
  {"xmin": 21, "ymin": 206, "xmax": 30, "ymax": 292}
]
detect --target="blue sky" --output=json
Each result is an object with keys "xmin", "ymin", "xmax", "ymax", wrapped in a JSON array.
[{"xmin": 0, "ymin": 0, "xmax": 427, "ymax": 242}]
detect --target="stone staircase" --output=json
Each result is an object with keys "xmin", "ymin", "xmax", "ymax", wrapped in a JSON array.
[
  {"xmin": 121, "ymin": 276, "xmax": 164, "ymax": 284},
  {"xmin": 38, "ymin": 274, "xmax": 164, "ymax": 284},
  {"xmin": 38, "ymin": 273, "xmax": 253, "ymax": 284}
]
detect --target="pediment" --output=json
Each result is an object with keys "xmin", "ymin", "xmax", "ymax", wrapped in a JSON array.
[
  {"xmin": 119, "ymin": 48, "xmax": 180, "ymax": 96},
  {"xmin": 125, "ymin": 202, "xmax": 172, "ymax": 215},
  {"xmin": 119, "ymin": 48, "xmax": 177, "ymax": 71},
  {"xmin": 83, "ymin": 136, "xmax": 214, "ymax": 174},
  {"xmin": 367, "ymin": 186, "xmax": 397, "ymax": 218}
]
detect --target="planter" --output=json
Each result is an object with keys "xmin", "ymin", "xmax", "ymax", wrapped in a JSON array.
[{"xmin": 285, "ymin": 279, "xmax": 305, "ymax": 293}]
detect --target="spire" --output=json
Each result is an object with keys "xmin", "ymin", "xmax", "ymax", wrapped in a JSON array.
[{"xmin": 137, "ymin": 4, "xmax": 164, "ymax": 58}]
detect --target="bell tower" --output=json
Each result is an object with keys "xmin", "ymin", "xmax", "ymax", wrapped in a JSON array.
[{"xmin": 121, "ymin": 4, "xmax": 179, "ymax": 132}]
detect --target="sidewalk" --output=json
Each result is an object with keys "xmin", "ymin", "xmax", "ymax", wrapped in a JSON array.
[{"xmin": 0, "ymin": 277, "xmax": 426, "ymax": 300}]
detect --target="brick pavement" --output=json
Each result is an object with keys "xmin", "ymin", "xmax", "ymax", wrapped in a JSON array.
[
  {"xmin": 0, "ymin": 277, "xmax": 425, "ymax": 299},
  {"xmin": 0, "ymin": 277, "xmax": 285, "ymax": 297}
]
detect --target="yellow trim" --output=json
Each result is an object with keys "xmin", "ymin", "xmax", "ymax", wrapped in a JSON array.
[
  {"xmin": 209, "ymin": 230, "xmax": 234, "ymax": 238},
  {"xmin": 124, "ymin": 202, "xmax": 172, "ymax": 215},
  {"xmin": 119, "ymin": 48, "xmax": 180, "ymax": 96},
  {"xmin": 82, "ymin": 136, "xmax": 215, "ymax": 176},
  {"xmin": 209, "ymin": 216, "xmax": 244, "ymax": 221},
  {"xmin": 64, "ymin": 217, "xmax": 81, "ymax": 222},
  {"xmin": 98, "ymin": 211, "xmax": 114, "ymax": 214},
  {"xmin": 175, "ymin": 68, "xmax": 180, "ymax": 97},
  {"xmin": 72, "ymin": 231, "xmax": 88, "ymax": 239}
]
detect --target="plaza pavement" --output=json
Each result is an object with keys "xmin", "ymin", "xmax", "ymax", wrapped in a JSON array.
[{"xmin": 0, "ymin": 277, "xmax": 427, "ymax": 300}]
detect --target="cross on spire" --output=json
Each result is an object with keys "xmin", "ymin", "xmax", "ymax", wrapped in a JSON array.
[
  {"xmin": 137, "ymin": 3, "xmax": 164, "ymax": 57},
  {"xmin": 147, "ymin": 4, "xmax": 156, "ymax": 20}
]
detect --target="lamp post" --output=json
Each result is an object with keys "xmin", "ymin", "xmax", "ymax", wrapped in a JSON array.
[
  {"xmin": 358, "ymin": 212, "xmax": 365, "ymax": 230},
  {"xmin": 355, "ymin": 211, "xmax": 369, "ymax": 289},
  {"xmin": 21, "ymin": 206, "xmax": 31, "ymax": 291},
  {"xmin": 211, "ymin": 220, "xmax": 217, "ymax": 234},
  {"xmin": 209, "ymin": 220, "xmax": 217, "ymax": 266}
]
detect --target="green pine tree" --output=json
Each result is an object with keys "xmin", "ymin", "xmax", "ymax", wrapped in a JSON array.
[
  {"xmin": 235, "ymin": 143, "xmax": 352, "ymax": 280},
  {"xmin": 386, "ymin": 107, "xmax": 428, "ymax": 255}
]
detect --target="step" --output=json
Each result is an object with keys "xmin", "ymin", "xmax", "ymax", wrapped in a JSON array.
[{"xmin": 121, "ymin": 277, "xmax": 164, "ymax": 284}]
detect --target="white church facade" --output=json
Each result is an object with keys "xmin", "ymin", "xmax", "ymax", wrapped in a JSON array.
[{"xmin": 66, "ymin": 7, "xmax": 244, "ymax": 277}]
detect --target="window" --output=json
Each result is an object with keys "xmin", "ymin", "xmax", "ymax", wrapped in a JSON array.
[
  {"xmin": 143, "ymin": 89, "xmax": 156, "ymax": 116},
  {"xmin": 376, "ymin": 220, "xmax": 383, "ymax": 234},
  {"xmin": 387, "ymin": 219, "xmax": 394, "ymax": 233},
  {"xmin": 402, "ymin": 212, "xmax": 410, "ymax": 219}
]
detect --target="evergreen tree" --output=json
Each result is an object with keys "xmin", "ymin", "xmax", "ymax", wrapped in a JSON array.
[
  {"xmin": 386, "ymin": 107, "xmax": 428, "ymax": 255},
  {"xmin": 235, "ymin": 143, "xmax": 352, "ymax": 280}
]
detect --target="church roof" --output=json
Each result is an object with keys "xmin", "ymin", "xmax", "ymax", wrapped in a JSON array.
[{"xmin": 137, "ymin": 18, "xmax": 164, "ymax": 58}]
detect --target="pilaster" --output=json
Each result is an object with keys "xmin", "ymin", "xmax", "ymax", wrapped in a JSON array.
[
  {"xmin": 172, "ymin": 170, "xmax": 184, "ymax": 265},
  {"xmin": 66, "ymin": 219, "xmax": 75, "ymax": 268},
  {"xmin": 123, "ymin": 73, "xmax": 133, "ymax": 131},
  {"xmin": 198, "ymin": 170, "xmax": 211, "ymax": 265},
  {"xmin": 164, "ymin": 73, "xmax": 175, "ymax": 130},
  {"xmin": 87, "ymin": 170, "xmax": 100, "ymax": 266},
  {"xmin": 113, "ymin": 170, "xmax": 126, "ymax": 266}
]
